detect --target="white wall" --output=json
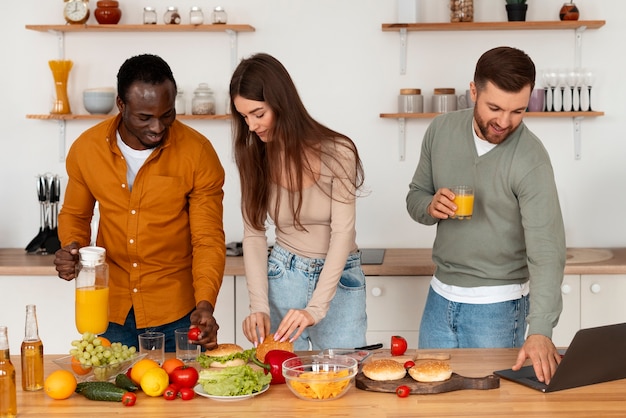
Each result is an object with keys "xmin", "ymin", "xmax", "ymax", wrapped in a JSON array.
[{"xmin": 1, "ymin": 0, "xmax": 625, "ymax": 255}]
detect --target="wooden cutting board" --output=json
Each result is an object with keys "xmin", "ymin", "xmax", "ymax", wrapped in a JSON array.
[{"xmin": 355, "ymin": 372, "xmax": 500, "ymax": 395}]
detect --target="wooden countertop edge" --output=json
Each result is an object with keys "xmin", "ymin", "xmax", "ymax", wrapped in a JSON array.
[{"xmin": 1, "ymin": 247, "xmax": 626, "ymax": 276}]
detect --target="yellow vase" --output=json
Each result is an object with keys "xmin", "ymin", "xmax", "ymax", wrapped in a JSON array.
[{"xmin": 49, "ymin": 60, "xmax": 73, "ymax": 114}]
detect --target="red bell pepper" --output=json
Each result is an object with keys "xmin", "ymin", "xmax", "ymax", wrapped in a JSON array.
[{"xmin": 252, "ymin": 349, "xmax": 298, "ymax": 385}]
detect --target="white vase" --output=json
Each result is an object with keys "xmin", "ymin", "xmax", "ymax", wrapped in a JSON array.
[
  {"xmin": 562, "ymin": 87, "xmax": 573, "ymax": 112},
  {"xmin": 580, "ymin": 87, "xmax": 590, "ymax": 111}
]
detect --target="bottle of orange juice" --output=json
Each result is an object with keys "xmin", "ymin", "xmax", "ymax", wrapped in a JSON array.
[{"xmin": 75, "ymin": 246, "xmax": 109, "ymax": 335}]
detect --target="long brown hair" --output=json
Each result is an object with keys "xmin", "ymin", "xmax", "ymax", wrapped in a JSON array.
[{"xmin": 229, "ymin": 53, "xmax": 365, "ymax": 232}]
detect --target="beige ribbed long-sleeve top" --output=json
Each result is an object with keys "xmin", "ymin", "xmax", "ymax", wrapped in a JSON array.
[{"xmin": 242, "ymin": 142, "xmax": 359, "ymax": 324}]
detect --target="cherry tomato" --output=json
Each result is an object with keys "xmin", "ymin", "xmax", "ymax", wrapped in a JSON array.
[
  {"xmin": 396, "ymin": 385, "xmax": 411, "ymax": 398},
  {"xmin": 404, "ymin": 360, "xmax": 415, "ymax": 369},
  {"xmin": 179, "ymin": 387, "xmax": 195, "ymax": 400},
  {"xmin": 163, "ymin": 384, "xmax": 179, "ymax": 400},
  {"xmin": 188, "ymin": 327, "xmax": 202, "ymax": 341},
  {"xmin": 122, "ymin": 392, "xmax": 137, "ymax": 406},
  {"xmin": 170, "ymin": 365, "xmax": 199, "ymax": 389},
  {"xmin": 391, "ymin": 335, "xmax": 408, "ymax": 356}
]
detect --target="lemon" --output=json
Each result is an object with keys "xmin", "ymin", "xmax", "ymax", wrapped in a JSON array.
[{"xmin": 140, "ymin": 366, "xmax": 170, "ymax": 397}]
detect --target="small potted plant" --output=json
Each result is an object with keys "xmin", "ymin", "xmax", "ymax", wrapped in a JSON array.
[{"xmin": 505, "ymin": 0, "xmax": 528, "ymax": 22}]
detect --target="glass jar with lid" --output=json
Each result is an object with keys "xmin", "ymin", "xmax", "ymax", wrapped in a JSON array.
[
  {"xmin": 192, "ymin": 83, "xmax": 216, "ymax": 115},
  {"xmin": 189, "ymin": 6, "xmax": 204, "ymax": 25},
  {"xmin": 211, "ymin": 6, "xmax": 228, "ymax": 24},
  {"xmin": 175, "ymin": 89, "xmax": 186, "ymax": 115},
  {"xmin": 143, "ymin": 7, "xmax": 157, "ymax": 24},
  {"xmin": 164, "ymin": 6, "xmax": 181, "ymax": 24}
]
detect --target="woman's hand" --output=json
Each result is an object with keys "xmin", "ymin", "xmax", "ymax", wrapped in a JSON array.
[
  {"xmin": 274, "ymin": 309, "xmax": 314, "ymax": 343},
  {"xmin": 242, "ymin": 312, "xmax": 271, "ymax": 347}
]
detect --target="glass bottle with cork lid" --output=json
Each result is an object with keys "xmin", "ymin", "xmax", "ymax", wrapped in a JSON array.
[
  {"xmin": 192, "ymin": 83, "xmax": 216, "ymax": 115},
  {"xmin": 20, "ymin": 305, "xmax": 44, "ymax": 391},
  {"xmin": 75, "ymin": 246, "xmax": 110, "ymax": 335},
  {"xmin": 0, "ymin": 326, "xmax": 17, "ymax": 418}
]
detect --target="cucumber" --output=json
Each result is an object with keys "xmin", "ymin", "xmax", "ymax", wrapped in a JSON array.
[
  {"xmin": 115, "ymin": 373, "xmax": 139, "ymax": 392},
  {"xmin": 75, "ymin": 381, "xmax": 126, "ymax": 402}
]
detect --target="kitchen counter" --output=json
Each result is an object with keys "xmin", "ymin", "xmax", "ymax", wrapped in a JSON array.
[
  {"xmin": 11, "ymin": 350, "xmax": 626, "ymax": 417},
  {"xmin": 2, "ymin": 247, "xmax": 626, "ymax": 277}
]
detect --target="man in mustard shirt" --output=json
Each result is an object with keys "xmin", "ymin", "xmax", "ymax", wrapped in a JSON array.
[{"xmin": 54, "ymin": 54, "xmax": 226, "ymax": 352}]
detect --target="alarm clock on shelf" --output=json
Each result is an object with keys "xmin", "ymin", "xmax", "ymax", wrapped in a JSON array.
[{"xmin": 64, "ymin": 0, "xmax": 90, "ymax": 25}]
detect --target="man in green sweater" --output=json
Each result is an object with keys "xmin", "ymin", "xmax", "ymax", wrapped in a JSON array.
[{"xmin": 406, "ymin": 47, "xmax": 566, "ymax": 384}]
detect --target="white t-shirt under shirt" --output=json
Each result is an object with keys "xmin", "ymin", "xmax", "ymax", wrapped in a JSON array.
[
  {"xmin": 431, "ymin": 120, "xmax": 530, "ymax": 304},
  {"xmin": 116, "ymin": 132, "xmax": 154, "ymax": 190}
]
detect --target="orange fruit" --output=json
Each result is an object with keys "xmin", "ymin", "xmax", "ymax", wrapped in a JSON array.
[
  {"xmin": 161, "ymin": 358, "xmax": 184, "ymax": 376},
  {"xmin": 44, "ymin": 370, "xmax": 77, "ymax": 400},
  {"xmin": 70, "ymin": 356, "xmax": 92, "ymax": 376},
  {"xmin": 140, "ymin": 367, "xmax": 170, "ymax": 397},
  {"xmin": 130, "ymin": 358, "xmax": 161, "ymax": 385},
  {"xmin": 96, "ymin": 336, "xmax": 111, "ymax": 347}
]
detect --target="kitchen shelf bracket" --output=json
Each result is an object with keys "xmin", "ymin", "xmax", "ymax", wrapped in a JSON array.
[
  {"xmin": 57, "ymin": 120, "xmax": 66, "ymax": 163},
  {"xmin": 226, "ymin": 29, "xmax": 238, "ymax": 71},
  {"xmin": 55, "ymin": 30, "xmax": 65, "ymax": 59},
  {"xmin": 398, "ymin": 118, "xmax": 406, "ymax": 161},
  {"xmin": 574, "ymin": 26, "xmax": 586, "ymax": 68},
  {"xmin": 573, "ymin": 116, "xmax": 583, "ymax": 160},
  {"xmin": 399, "ymin": 28, "xmax": 407, "ymax": 75}
]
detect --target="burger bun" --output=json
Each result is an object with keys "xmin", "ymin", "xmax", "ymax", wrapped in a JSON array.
[
  {"xmin": 255, "ymin": 336, "xmax": 294, "ymax": 362},
  {"xmin": 204, "ymin": 343, "xmax": 246, "ymax": 368},
  {"xmin": 362, "ymin": 359, "xmax": 407, "ymax": 381},
  {"xmin": 408, "ymin": 360, "xmax": 452, "ymax": 382}
]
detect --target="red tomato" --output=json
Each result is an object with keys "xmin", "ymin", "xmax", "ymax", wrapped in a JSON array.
[
  {"xmin": 179, "ymin": 387, "xmax": 195, "ymax": 400},
  {"xmin": 122, "ymin": 392, "xmax": 137, "ymax": 406},
  {"xmin": 396, "ymin": 385, "xmax": 411, "ymax": 398},
  {"xmin": 391, "ymin": 335, "xmax": 408, "ymax": 356},
  {"xmin": 170, "ymin": 365, "xmax": 199, "ymax": 389},
  {"xmin": 404, "ymin": 360, "xmax": 415, "ymax": 369},
  {"xmin": 187, "ymin": 327, "xmax": 202, "ymax": 341},
  {"xmin": 163, "ymin": 384, "xmax": 178, "ymax": 401}
]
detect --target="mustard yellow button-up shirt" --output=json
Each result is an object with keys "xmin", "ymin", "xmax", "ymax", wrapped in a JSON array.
[{"xmin": 59, "ymin": 115, "xmax": 226, "ymax": 328}]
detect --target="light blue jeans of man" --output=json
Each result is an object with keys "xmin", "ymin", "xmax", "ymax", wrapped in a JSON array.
[
  {"xmin": 418, "ymin": 286, "xmax": 529, "ymax": 349},
  {"xmin": 267, "ymin": 244, "xmax": 367, "ymax": 351}
]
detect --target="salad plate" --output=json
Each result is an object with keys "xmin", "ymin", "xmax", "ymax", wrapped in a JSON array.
[{"xmin": 193, "ymin": 383, "xmax": 269, "ymax": 402}]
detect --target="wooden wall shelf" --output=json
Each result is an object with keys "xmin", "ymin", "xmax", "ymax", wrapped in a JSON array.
[
  {"xmin": 381, "ymin": 21, "xmax": 605, "ymax": 32},
  {"xmin": 25, "ymin": 24, "xmax": 255, "ymax": 33},
  {"xmin": 26, "ymin": 114, "xmax": 231, "ymax": 121}
]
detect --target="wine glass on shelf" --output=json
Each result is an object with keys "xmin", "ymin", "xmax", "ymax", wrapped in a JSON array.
[
  {"xmin": 582, "ymin": 69, "xmax": 595, "ymax": 111},
  {"xmin": 542, "ymin": 69, "xmax": 558, "ymax": 112},
  {"xmin": 567, "ymin": 68, "xmax": 582, "ymax": 112}
]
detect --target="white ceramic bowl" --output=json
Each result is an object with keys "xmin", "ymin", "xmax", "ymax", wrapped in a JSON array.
[
  {"xmin": 83, "ymin": 88, "xmax": 116, "ymax": 114},
  {"xmin": 283, "ymin": 354, "xmax": 357, "ymax": 401}
]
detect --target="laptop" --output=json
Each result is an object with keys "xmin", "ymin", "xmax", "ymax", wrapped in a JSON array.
[{"xmin": 494, "ymin": 322, "xmax": 626, "ymax": 392}]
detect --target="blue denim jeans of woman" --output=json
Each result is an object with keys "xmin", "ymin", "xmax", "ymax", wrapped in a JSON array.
[
  {"xmin": 102, "ymin": 307, "xmax": 193, "ymax": 352},
  {"xmin": 418, "ymin": 286, "xmax": 529, "ymax": 349},
  {"xmin": 267, "ymin": 244, "xmax": 367, "ymax": 351}
]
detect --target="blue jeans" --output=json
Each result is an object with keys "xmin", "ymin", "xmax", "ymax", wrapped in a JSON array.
[
  {"xmin": 267, "ymin": 244, "xmax": 367, "ymax": 351},
  {"xmin": 101, "ymin": 307, "xmax": 193, "ymax": 352},
  {"xmin": 418, "ymin": 286, "xmax": 529, "ymax": 349}
]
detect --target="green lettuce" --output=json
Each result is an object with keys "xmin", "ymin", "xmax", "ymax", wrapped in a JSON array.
[{"xmin": 198, "ymin": 365, "xmax": 272, "ymax": 396}]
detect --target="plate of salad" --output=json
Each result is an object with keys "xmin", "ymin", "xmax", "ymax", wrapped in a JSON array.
[
  {"xmin": 194, "ymin": 383, "xmax": 269, "ymax": 402},
  {"xmin": 194, "ymin": 364, "xmax": 272, "ymax": 401}
]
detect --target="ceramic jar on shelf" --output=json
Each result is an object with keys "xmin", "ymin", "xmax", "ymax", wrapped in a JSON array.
[
  {"xmin": 559, "ymin": 2, "xmax": 580, "ymax": 21},
  {"xmin": 94, "ymin": 0, "xmax": 122, "ymax": 24}
]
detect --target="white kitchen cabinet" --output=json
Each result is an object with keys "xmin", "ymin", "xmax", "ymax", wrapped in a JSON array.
[
  {"xmin": 580, "ymin": 274, "xmax": 626, "ymax": 329},
  {"xmin": 552, "ymin": 274, "xmax": 581, "ymax": 347},
  {"xmin": 365, "ymin": 276, "xmax": 430, "ymax": 348},
  {"xmin": 213, "ymin": 276, "xmax": 235, "ymax": 344}
]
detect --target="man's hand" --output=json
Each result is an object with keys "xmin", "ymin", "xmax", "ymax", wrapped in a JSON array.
[
  {"xmin": 512, "ymin": 334, "xmax": 561, "ymax": 384},
  {"xmin": 428, "ymin": 188, "xmax": 457, "ymax": 219},
  {"xmin": 190, "ymin": 300, "xmax": 219, "ymax": 350},
  {"xmin": 54, "ymin": 241, "xmax": 80, "ymax": 281}
]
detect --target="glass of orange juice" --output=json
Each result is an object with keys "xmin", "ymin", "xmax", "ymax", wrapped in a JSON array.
[
  {"xmin": 451, "ymin": 186, "xmax": 474, "ymax": 220},
  {"xmin": 75, "ymin": 247, "xmax": 109, "ymax": 335}
]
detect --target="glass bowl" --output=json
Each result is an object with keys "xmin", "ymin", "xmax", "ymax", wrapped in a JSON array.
[
  {"xmin": 282, "ymin": 354, "xmax": 357, "ymax": 401},
  {"xmin": 53, "ymin": 353, "xmax": 146, "ymax": 382}
]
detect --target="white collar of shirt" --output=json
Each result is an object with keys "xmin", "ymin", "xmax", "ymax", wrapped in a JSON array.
[
  {"xmin": 116, "ymin": 131, "xmax": 154, "ymax": 190},
  {"xmin": 472, "ymin": 119, "xmax": 497, "ymax": 156}
]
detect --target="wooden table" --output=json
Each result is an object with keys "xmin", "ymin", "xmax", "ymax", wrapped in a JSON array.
[{"xmin": 12, "ymin": 349, "xmax": 626, "ymax": 417}]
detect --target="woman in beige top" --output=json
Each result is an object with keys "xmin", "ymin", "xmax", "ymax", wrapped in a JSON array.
[{"xmin": 229, "ymin": 53, "xmax": 367, "ymax": 350}]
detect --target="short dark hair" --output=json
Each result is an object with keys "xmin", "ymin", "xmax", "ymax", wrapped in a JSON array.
[
  {"xmin": 474, "ymin": 46, "xmax": 535, "ymax": 93},
  {"xmin": 117, "ymin": 54, "xmax": 177, "ymax": 103}
]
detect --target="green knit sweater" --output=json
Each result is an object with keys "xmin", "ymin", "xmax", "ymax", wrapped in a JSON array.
[{"xmin": 406, "ymin": 109, "xmax": 566, "ymax": 338}]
